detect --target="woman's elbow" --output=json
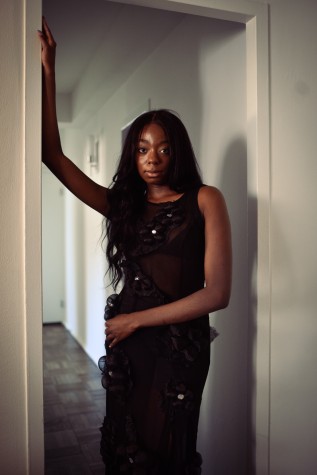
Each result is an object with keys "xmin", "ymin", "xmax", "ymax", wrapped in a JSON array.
[
  {"xmin": 217, "ymin": 292, "xmax": 231, "ymax": 310},
  {"xmin": 207, "ymin": 285, "xmax": 231, "ymax": 312}
]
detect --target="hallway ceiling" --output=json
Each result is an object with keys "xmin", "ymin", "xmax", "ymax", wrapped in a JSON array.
[{"xmin": 43, "ymin": 0, "xmax": 184, "ymax": 95}]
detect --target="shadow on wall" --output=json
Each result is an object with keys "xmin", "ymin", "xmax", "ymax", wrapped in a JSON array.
[{"xmin": 198, "ymin": 137, "xmax": 257, "ymax": 474}]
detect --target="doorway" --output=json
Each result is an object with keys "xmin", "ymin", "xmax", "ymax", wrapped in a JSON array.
[{"xmin": 27, "ymin": 1, "xmax": 270, "ymax": 473}]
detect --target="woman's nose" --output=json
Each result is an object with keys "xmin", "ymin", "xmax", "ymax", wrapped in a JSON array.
[{"xmin": 147, "ymin": 149, "xmax": 159, "ymax": 164}]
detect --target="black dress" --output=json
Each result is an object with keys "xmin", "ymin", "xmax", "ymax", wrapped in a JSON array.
[{"xmin": 99, "ymin": 186, "xmax": 216, "ymax": 474}]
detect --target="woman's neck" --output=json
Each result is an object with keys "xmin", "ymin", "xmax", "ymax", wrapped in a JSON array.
[{"xmin": 145, "ymin": 185, "xmax": 182, "ymax": 203}]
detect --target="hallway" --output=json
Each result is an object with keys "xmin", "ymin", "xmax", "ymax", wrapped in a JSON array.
[{"xmin": 43, "ymin": 324, "xmax": 106, "ymax": 474}]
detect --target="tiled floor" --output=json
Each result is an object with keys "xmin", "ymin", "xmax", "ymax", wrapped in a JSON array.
[{"xmin": 43, "ymin": 324, "xmax": 106, "ymax": 474}]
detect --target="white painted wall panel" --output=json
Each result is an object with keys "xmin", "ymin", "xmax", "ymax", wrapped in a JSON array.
[
  {"xmin": 42, "ymin": 167, "xmax": 66, "ymax": 323},
  {"xmin": 0, "ymin": 0, "xmax": 43, "ymax": 473},
  {"xmin": 268, "ymin": 0, "xmax": 317, "ymax": 473},
  {"xmin": 0, "ymin": 2, "xmax": 27, "ymax": 472}
]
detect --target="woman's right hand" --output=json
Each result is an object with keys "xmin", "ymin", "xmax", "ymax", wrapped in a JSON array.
[{"xmin": 38, "ymin": 17, "xmax": 56, "ymax": 75}]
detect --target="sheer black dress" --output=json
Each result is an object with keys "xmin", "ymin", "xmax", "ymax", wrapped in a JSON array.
[{"xmin": 99, "ymin": 186, "xmax": 217, "ymax": 474}]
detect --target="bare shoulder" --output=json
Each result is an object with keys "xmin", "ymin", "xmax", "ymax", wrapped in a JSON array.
[{"xmin": 197, "ymin": 185, "xmax": 227, "ymax": 216}]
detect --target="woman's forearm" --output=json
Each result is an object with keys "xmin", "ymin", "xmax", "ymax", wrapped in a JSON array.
[
  {"xmin": 133, "ymin": 284, "xmax": 229, "ymax": 330},
  {"xmin": 42, "ymin": 70, "xmax": 63, "ymax": 166},
  {"xmin": 105, "ymin": 284, "xmax": 229, "ymax": 347}
]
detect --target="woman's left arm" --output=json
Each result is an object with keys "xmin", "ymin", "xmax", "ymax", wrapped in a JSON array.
[{"xmin": 106, "ymin": 186, "xmax": 232, "ymax": 347}]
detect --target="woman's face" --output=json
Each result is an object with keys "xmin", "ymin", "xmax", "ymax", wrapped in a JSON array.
[{"xmin": 135, "ymin": 123, "xmax": 171, "ymax": 185}]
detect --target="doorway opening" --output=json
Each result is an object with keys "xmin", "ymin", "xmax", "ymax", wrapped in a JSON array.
[{"xmin": 26, "ymin": 1, "xmax": 270, "ymax": 473}]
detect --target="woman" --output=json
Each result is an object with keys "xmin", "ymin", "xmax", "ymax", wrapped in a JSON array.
[{"xmin": 39, "ymin": 18, "xmax": 231, "ymax": 475}]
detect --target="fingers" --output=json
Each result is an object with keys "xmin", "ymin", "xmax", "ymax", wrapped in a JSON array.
[
  {"xmin": 105, "ymin": 322, "xmax": 114, "ymax": 343},
  {"xmin": 42, "ymin": 17, "xmax": 56, "ymax": 46},
  {"xmin": 37, "ymin": 17, "xmax": 57, "ymax": 72},
  {"xmin": 108, "ymin": 338, "xmax": 116, "ymax": 349},
  {"xmin": 106, "ymin": 332, "xmax": 117, "ymax": 349},
  {"xmin": 37, "ymin": 17, "xmax": 56, "ymax": 48},
  {"xmin": 105, "ymin": 321, "xmax": 120, "ymax": 348},
  {"xmin": 104, "ymin": 314, "xmax": 134, "ymax": 348}
]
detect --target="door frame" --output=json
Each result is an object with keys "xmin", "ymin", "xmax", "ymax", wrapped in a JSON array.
[{"xmin": 25, "ymin": 0, "xmax": 270, "ymax": 473}]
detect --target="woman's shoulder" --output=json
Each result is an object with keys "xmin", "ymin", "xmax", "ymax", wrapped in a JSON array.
[{"xmin": 197, "ymin": 185, "xmax": 227, "ymax": 215}]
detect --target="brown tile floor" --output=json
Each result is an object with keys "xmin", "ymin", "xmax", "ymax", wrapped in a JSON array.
[{"xmin": 43, "ymin": 323, "xmax": 106, "ymax": 474}]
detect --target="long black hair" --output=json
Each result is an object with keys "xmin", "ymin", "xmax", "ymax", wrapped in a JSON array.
[{"xmin": 105, "ymin": 109, "xmax": 202, "ymax": 288}]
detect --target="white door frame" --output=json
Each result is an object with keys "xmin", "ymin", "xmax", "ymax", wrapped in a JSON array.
[{"xmin": 25, "ymin": 0, "xmax": 270, "ymax": 473}]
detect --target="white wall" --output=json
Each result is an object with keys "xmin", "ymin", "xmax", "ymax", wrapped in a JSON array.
[
  {"xmin": 0, "ymin": 2, "xmax": 28, "ymax": 472},
  {"xmin": 61, "ymin": 14, "xmax": 248, "ymax": 474},
  {"xmin": 268, "ymin": 1, "xmax": 317, "ymax": 473},
  {"xmin": 42, "ymin": 166, "xmax": 66, "ymax": 323},
  {"xmin": 61, "ymin": 128, "xmax": 108, "ymax": 364},
  {"xmin": 0, "ymin": 0, "xmax": 43, "ymax": 473}
]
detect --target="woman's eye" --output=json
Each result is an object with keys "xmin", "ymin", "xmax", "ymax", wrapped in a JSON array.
[
  {"xmin": 161, "ymin": 148, "xmax": 170, "ymax": 155},
  {"xmin": 137, "ymin": 147, "xmax": 147, "ymax": 154}
]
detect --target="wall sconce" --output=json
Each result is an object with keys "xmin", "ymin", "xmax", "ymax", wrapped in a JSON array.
[{"xmin": 87, "ymin": 134, "xmax": 99, "ymax": 170}]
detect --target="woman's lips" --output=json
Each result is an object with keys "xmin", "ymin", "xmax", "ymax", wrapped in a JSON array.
[{"xmin": 145, "ymin": 170, "xmax": 162, "ymax": 177}]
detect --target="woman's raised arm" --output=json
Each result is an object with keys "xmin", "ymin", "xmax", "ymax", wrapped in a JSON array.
[{"xmin": 38, "ymin": 18, "xmax": 109, "ymax": 216}]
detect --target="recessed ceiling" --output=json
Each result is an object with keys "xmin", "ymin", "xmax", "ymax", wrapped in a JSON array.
[{"xmin": 43, "ymin": 0, "xmax": 184, "ymax": 95}]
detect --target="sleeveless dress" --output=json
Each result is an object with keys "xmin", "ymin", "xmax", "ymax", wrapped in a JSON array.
[{"xmin": 99, "ymin": 186, "xmax": 217, "ymax": 474}]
